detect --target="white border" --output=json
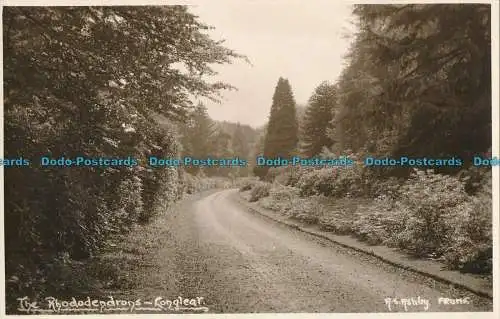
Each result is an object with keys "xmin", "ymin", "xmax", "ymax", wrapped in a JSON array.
[
  {"xmin": 491, "ymin": 0, "xmax": 499, "ymax": 316},
  {"xmin": 0, "ymin": 0, "xmax": 496, "ymax": 5},
  {"xmin": 0, "ymin": 1, "xmax": 498, "ymax": 319}
]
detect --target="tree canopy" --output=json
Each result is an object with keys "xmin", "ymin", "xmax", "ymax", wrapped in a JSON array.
[
  {"xmin": 3, "ymin": 6, "xmax": 246, "ymax": 307},
  {"xmin": 330, "ymin": 4, "xmax": 491, "ymax": 175}
]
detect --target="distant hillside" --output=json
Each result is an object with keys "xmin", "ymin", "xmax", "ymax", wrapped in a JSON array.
[
  {"xmin": 216, "ymin": 121, "xmax": 260, "ymax": 145},
  {"xmin": 296, "ymin": 103, "xmax": 307, "ymax": 123}
]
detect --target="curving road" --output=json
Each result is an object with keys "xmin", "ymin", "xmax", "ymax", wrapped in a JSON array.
[{"xmin": 166, "ymin": 189, "xmax": 493, "ymax": 313}]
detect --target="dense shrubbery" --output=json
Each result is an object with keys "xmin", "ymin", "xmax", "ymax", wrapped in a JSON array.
[
  {"xmin": 349, "ymin": 169, "xmax": 492, "ymax": 272},
  {"xmin": 319, "ymin": 213, "xmax": 353, "ymax": 235},
  {"xmin": 440, "ymin": 172, "xmax": 492, "ymax": 272},
  {"xmin": 237, "ymin": 176, "xmax": 259, "ymax": 191},
  {"xmin": 116, "ymin": 174, "xmax": 144, "ymax": 229},
  {"xmin": 351, "ymin": 196, "xmax": 397, "ymax": 245},
  {"xmin": 4, "ymin": 6, "xmax": 245, "ymax": 311},
  {"xmin": 458, "ymin": 163, "xmax": 493, "ymax": 195},
  {"xmin": 264, "ymin": 167, "xmax": 287, "ymax": 183},
  {"xmin": 245, "ymin": 168, "xmax": 493, "ymax": 274},
  {"xmin": 240, "ymin": 183, "xmax": 253, "ymax": 192},
  {"xmin": 287, "ymin": 197, "xmax": 323, "ymax": 224},
  {"xmin": 259, "ymin": 151, "xmax": 376, "ymax": 199},
  {"xmin": 260, "ymin": 185, "xmax": 300, "ymax": 213},
  {"xmin": 249, "ymin": 182, "xmax": 272, "ymax": 202},
  {"xmin": 182, "ymin": 171, "xmax": 204, "ymax": 194},
  {"xmin": 269, "ymin": 184, "xmax": 301, "ymax": 202},
  {"xmin": 282, "ymin": 164, "xmax": 368, "ymax": 198},
  {"xmin": 295, "ymin": 168, "xmax": 326, "ymax": 196},
  {"xmin": 380, "ymin": 169, "xmax": 492, "ymax": 272},
  {"xmin": 5, "ymin": 122, "xmax": 183, "ymax": 302},
  {"xmin": 368, "ymin": 176, "xmax": 402, "ymax": 199},
  {"xmin": 391, "ymin": 170, "xmax": 470, "ymax": 256},
  {"xmin": 181, "ymin": 171, "xmax": 232, "ymax": 194}
]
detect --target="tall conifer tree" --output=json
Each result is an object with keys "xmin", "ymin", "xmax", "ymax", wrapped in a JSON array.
[
  {"xmin": 301, "ymin": 81, "xmax": 337, "ymax": 157},
  {"xmin": 257, "ymin": 77, "xmax": 298, "ymax": 178}
]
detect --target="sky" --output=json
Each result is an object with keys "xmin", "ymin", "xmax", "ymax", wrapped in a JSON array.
[{"xmin": 189, "ymin": 1, "xmax": 357, "ymax": 128}]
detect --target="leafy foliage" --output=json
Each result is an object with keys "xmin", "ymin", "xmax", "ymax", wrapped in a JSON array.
[
  {"xmin": 249, "ymin": 182, "xmax": 272, "ymax": 202},
  {"xmin": 442, "ymin": 185, "xmax": 492, "ymax": 273},
  {"xmin": 330, "ymin": 4, "xmax": 491, "ymax": 175},
  {"xmin": 391, "ymin": 169, "xmax": 470, "ymax": 256},
  {"xmin": 248, "ymin": 168, "xmax": 492, "ymax": 274},
  {"xmin": 4, "ymin": 6, "xmax": 244, "ymax": 308}
]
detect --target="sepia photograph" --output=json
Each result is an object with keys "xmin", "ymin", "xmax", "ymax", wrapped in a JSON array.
[{"xmin": 1, "ymin": 0, "xmax": 498, "ymax": 316}]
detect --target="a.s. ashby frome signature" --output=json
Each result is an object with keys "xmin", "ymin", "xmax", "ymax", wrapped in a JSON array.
[
  {"xmin": 17, "ymin": 296, "xmax": 209, "ymax": 313},
  {"xmin": 384, "ymin": 296, "xmax": 472, "ymax": 312}
]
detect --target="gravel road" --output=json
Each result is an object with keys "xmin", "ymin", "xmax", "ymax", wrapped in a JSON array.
[{"xmin": 163, "ymin": 189, "xmax": 493, "ymax": 313}]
